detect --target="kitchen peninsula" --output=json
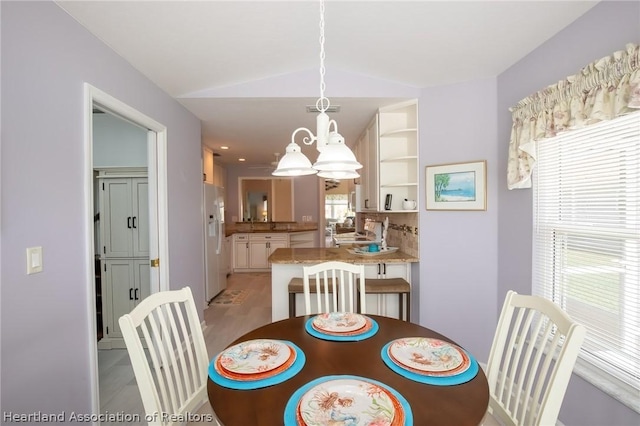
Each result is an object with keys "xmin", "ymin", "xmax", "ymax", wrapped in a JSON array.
[{"xmin": 269, "ymin": 247, "xmax": 419, "ymax": 322}]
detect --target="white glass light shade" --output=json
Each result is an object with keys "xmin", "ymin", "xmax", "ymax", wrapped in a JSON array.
[
  {"xmin": 312, "ymin": 134, "xmax": 362, "ymax": 172},
  {"xmin": 272, "ymin": 142, "xmax": 317, "ymax": 176},
  {"xmin": 317, "ymin": 169, "xmax": 360, "ymax": 179}
]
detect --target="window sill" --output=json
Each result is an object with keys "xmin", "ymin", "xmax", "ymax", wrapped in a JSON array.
[{"xmin": 573, "ymin": 358, "xmax": 640, "ymax": 414}]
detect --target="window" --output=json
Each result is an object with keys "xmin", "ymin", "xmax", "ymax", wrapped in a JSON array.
[
  {"xmin": 325, "ymin": 194, "xmax": 349, "ymax": 220},
  {"xmin": 533, "ymin": 112, "xmax": 640, "ymax": 408}
]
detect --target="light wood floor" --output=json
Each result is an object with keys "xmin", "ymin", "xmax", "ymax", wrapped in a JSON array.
[{"xmin": 98, "ymin": 272, "xmax": 272, "ymax": 424}]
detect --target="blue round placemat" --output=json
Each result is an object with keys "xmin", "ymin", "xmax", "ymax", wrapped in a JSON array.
[
  {"xmin": 209, "ymin": 340, "xmax": 305, "ymax": 390},
  {"xmin": 284, "ymin": 374, "xmax": 413, "ymax": 426},
  {"xmin": 304, "ymin": 316, "xmax": 379, "ymax": 341},
  {"xmin": 381, "ymin": 341, "xmax": 479, "ymax": 386}
]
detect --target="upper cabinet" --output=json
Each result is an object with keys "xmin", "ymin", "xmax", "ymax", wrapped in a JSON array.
[
  {"xmin": 378, "ymin": 100, "xmax": 419, "ymax": 212},
  {"xmin": 356, "ymin": 100, "xmax": 419, "ymax": 212}
]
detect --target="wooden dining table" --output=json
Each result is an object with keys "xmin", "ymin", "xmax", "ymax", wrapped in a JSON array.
[{"xmin": 207, "ymin": 315, "xmax": 489, "ymax": 425}]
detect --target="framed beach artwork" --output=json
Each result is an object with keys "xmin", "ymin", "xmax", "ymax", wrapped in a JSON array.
[{"xmin": 425, "ymin": 160, "xmax": 487, "ymax": 211}]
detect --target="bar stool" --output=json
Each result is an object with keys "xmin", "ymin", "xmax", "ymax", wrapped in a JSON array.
[
  {"xmin": 357, "ymin": 278, "xmax": 411, "ymax": 322},
  {"xmin": 287, "ymin": 277, "xmax": 337, "ymax": 318}
]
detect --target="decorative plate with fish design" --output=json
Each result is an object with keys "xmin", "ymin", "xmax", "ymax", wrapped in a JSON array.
[
  {"xmin": 388, "ymin": 337, "xmax": 465, "ymax": 374},
  {"xmin": 311, "ymin": 312, "xmax": 367, "ymax": 333},
  {"xmin": 296, "ymin": 378, "xmax": 404, "ymax": 426},
  {"xmin": 218, "ymin": 339, "xmax": 291, "ymax": 375}
]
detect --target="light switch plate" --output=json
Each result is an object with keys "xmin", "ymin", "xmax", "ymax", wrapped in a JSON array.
[{"xmin": 26, "ymin": 246, "xmax": 43, "ymax": 274}]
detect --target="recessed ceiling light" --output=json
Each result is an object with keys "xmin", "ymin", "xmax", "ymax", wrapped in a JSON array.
[
  {"xmin": 238, "ymin": 158, "xmax": 245, "ymax": 162},
  {"xmin": 220, "ymin": 146, "xmax": 229, "ymax": 150}
]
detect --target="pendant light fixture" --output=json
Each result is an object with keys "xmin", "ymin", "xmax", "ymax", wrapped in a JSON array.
[{"xmin": 273, "ymin": 0, "xmax": 362, "ymax": 179}]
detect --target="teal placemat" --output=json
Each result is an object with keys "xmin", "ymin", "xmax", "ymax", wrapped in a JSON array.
[
  {"xmin": 284, "ymin": 375, "xmax": 413, "ymax": 426},
  {"xmin": 305, "ymin": 316, "xmax": 379, "ymax": 341},
  {"xmin": 209, "ymin": 340, "xmax": 305, "ymax": 390},
  {"xmin": 381, "ymin": 341, "xmax": 479, "ymax": 386}
]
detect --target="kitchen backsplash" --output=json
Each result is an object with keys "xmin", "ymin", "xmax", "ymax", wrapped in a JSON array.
[{"xmin": 357, "ymin": 212, "xmax": 419, "ymax": 258}]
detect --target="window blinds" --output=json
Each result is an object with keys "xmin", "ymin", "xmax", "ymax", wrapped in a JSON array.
[{"xmin": 533, "ymin": 112, "xmax": 640, "ymax": 392}]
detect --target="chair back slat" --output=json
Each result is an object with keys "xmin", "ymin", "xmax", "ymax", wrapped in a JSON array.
[
  {"xmin": 484, "ymin": 291, "xmax": 586, "ymax": 426},
  {"xmin": 302, "ymin": 261, "xmax": 366, "ymax": 315}
]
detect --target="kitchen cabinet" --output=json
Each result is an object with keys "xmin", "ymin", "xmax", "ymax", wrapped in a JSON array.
[
  {"xmin": 356, "ymin": 116, "xmax": 379, "ymax": 211},
  {"xmin": 363, "ymin": 262, "xmax": 411, "ymax": 319},
  {"xmin": 100, "ymin": 258, "xmax": 150, "ymax": 347},
  {"xmin": 233, "ymin": 233, "xmax": 288, "ymax": 271},
  {"xmin": 378, "ymin": 100, "xmax": 419, "ymax": 211},
  {"xmin": 99, "ymin": 176, "xmax": 149, "ymax": 258},
  {"xmin": 233, "ymin": 234, "xmax": 250, "ymax": 270},
  {"xmin": 249, "ymin": 234, "xmax": 288, "ymax": 269}
]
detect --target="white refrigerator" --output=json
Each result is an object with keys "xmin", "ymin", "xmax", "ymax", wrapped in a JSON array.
[{"xmin": 204, "ymin": 183, "xmax": 227, "ymax": 302}]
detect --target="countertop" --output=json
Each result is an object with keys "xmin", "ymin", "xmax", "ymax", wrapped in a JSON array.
[
  {"xmin": 225, "ymin": 228, "xmax": 317, "ymax": 237},
  {"xmin": 268, "ymin": 247, "xmax": 419, "ymax": 264}
]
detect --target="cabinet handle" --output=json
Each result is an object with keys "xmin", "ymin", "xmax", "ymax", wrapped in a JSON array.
[
  {"xmin": 134, "ymin": 288, "xmax": 139, "ymax": 300},
  {"xmin": 377, "ymin": 264, "xmax": 381, "ymax": 275},
  {"xmin": 127, "ymin": 217, "xmax": 132, "ymax": 229},
  {"xmin": 132, "ymin": 216, "xmax": 137, "ymax": 229},
  {"xmin": 383, "ymin": 263, "xmax": 387, "ymax": 275},
  {"xmin": 246, "ymin": 243, "xmax": 249, "ymax": 249},
  {"xmin": 129, "ymin": 288, "xmax": 134, "ymax": 300}
]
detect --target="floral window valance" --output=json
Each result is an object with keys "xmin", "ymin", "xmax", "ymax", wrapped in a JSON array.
[{"xmin": 507, "ymin": 43, "xmax": 640, "ymax": 189}]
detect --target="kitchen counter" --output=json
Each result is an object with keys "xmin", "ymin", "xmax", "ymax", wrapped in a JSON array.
[
  {"xmin": 269, "ymin": 247, "xmax": 418, "ymax": 264},
  {"xmin": 269, "ymin": 247, "xmax": 418, "ymax": 321},
  {"xmin": 225, "ymin": 227, "xmax": 318, "ymax": 237}
]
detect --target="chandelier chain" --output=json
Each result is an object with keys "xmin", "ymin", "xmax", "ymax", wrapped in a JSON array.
[{"xmin": 317, "ymin": 0, "xmax": 328, "ymax": 112}]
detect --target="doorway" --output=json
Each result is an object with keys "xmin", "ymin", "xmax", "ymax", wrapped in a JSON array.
[{"xmin": 84, "ymin": 83, "xmax": 170, "ymax": 414}]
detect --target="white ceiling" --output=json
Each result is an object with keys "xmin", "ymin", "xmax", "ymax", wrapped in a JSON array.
[{"xmin": 56, "ymin": 0, "xmax": 598, "ymax": 166}]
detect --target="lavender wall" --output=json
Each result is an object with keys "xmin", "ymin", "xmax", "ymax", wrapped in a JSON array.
[
  {"xmin": 497, "ymin": 1, "xmax": 640, "ymax": 425},
  {"xmin": 1, "ymin": 1, "xmax": 203, "ymax": 416},
  {"xmin": 418, "ymin": 78, "xmax": 499, "ymax": 362}
]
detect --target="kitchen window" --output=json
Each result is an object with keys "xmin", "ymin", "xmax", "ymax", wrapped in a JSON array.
[{"xmin": 533, "ymin": 112, "xmax": 640, "ymax": 412}]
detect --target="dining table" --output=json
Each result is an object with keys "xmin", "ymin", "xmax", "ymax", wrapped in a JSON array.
[{"xmin": 207, "ymin": 314, "xmax": 490, "ymax": 426}]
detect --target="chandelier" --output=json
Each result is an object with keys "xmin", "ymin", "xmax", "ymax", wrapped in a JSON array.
[{"xmin": 272, "ymin": 0, "xmax": 362, "ymax": 179}]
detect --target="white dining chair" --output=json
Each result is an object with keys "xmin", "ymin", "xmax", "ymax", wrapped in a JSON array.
[
  {"xmin": 118, "ymin": 287, "xmax": 220, "ymax": 426},
  {"xmin": 303, "ymin": 261, "xmax": 366, "ymax": 315},
  {"xmin": 481, "ymin": 290, "xmax": 586, "ymax": 426}
]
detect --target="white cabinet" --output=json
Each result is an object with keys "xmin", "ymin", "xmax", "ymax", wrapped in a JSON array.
[
  {"xmin": 101, "ymin": 258, "xmax": 150, "ymax": 345},
  {"xmin": 233, "ymin": 233, "xmax": 288, "ymax": 271},
  {"xmin": 96, "ymin": 168, "xmax": 150, "ymax": 349},
  {"xmin": 356, "ymin": 116, "xmax": 379, "ymax": 211},
  {"xmin": 378, "ymin": 100, "xmax": 419, "ymax": 212},
  {"xmin": 363, "ymin": 262, "xmax": 411, "ymax": 319},
  {"xmin": 249, "ymin": 234, "xmax": 288, "ymax": 269},
  {"xmin": 99, "ymin": 177, "xmax": 149, "ymax": 258},
  {"xmin": 233, "ymin": 234, "xmax": 250, "ymax": 270},
  {"xmin": 365, "ymin": 115, "xmax": 379, "ymax": 211}
]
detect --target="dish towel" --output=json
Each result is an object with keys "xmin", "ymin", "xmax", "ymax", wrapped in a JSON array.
[
  {"xmin": 284, "ymin": 374, "xmax": 413, "ymax": 426},
  {"xmin": 304, "ymin": 316, "xmax": 379, "ymax": 341},
  {"xmin": 381, "ymin": 342, "xmax": 479, "ymax": 386},
  {"xmin": 209, "ymin": 341, "xmax": 305, "ymax": 390}
]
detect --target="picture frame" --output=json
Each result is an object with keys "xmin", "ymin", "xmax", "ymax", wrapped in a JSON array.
[{"xmin": 425, "ymin": 160, "xmax": 487, "ymax": 211}]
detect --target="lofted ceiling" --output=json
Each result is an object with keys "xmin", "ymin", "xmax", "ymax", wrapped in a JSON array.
[{"xmin": 56, "ymin": 0, "xmax": 598, "ymax": 166}]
